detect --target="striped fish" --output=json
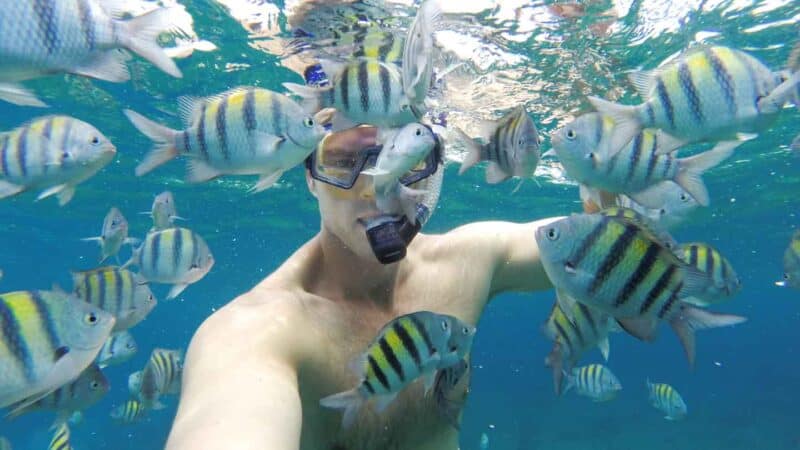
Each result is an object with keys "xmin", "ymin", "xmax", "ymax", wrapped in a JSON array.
[
  {"xmin": 563, "ymin": 364, "xmax": 622, "ymax": 402},
  {"xmin": 598, "ymin": 206, "xmax": 678, "ymax": 251},
  {"xmin": 6, "ymin": 363, "xmax": 108, "ymax": 423},
  {"xmin": 71, "ymin": 266, "xmax": 157, "ymax": 331},
  {"xmin": 284, "ymin": 59, "xmax": 418, "ymax": 131},
  {"xmin": 433, "ymin": 359, "xmax": 469, "ymax": 430},
  {"xmin": 110, "ymin": 399, "xmax": 145, "ymax": 424},
  {"xmin": 646, "ymin": 380, "xmax": 687, "ymax": 420},
  {"xmin": 81, "ymin": 207, "xmax": 138, "ymax": 263},
  {"xmin": 288, "ymin": 24, "xmax": 405, "ymax": 65},
  {"xmin": 48, "ymin": 423, "xmax": 72, "ymax": 450},
  {"xmin": 125, "ymin": 87, "xmax": 326, "ymax": 192},
  {"xmin": 455, "ymin": 105, "xmax": 541, "ymax": 184},
  {"xmin": 124, "ymin": 227, "xmax": 214, "ymax": 300},
  {"xmin": 137, "ymin": 348, "xmax": 183, "ymax": 410},
  {"xmin": 778, "ymin": 230, "xmax": 800, "ymax": 290},
  {"xmin": 542, "ymin": 291, "xmax": 614, "ymax": 395},
  {"xmin": 678, "ymin": 243, "xmax": 741, "ymax": 306},
  {"xmin": 535, "ymin": 213, "xmax": 746, "ymax": 366},
  {"xmin": 97, "ymin": 330, "xmax": 137, "ymax": 368},
  {"xmin": 145, "ymin": 191, "xmax": 183, "ymax": 232},
  {"xmin": 616, "ymin": 182, "xmax": 699, "ymax": 230},
  {"xmin": 589, "ymin": 45, "xmax": 800, "ymax": 155},
  {"xmin": 319, "ymin": 311, "xmax": 454, "ymax": 429},
  {"xmin": 0, "ymin": 115, "xmax": 115, "ymax": 205},
  {"xmin": 128, "ymin": 370, "xmax": 143, "ymax": 397},
  {"xmin": 0, "ymin": 290, "xmax": 114, "ymax": 409},
  {"xmin": 550, "ymin": 112, "xmax": 735, "ymax": 206},
  {"xmin": 0, "ymin": 0, "xmax": 180, "ymax": 107}
]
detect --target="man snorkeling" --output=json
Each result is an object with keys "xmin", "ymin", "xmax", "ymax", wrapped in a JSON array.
[{"xmin": 165, "ymin": 122, "xmax": 560, "ymax": 450}]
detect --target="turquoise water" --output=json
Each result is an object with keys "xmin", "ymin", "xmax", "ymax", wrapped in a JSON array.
[{"xmin": 0, "ymin": 0, "xmax": 799, "ymax": 448}]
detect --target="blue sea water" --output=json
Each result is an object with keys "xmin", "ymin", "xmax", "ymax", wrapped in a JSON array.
[{"xmin": 0, "ymin": 0, "xmax": 799, "ymax": 449}]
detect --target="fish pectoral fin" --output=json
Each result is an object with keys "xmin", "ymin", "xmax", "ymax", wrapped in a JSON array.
[
  {"xmin": 485, "ymin": 161, "xmax": 510, "ymax": 184},
  {"xmin": 627, "ymin": 69, "xmax": 658, "ymax": 100},
  {"xmin": 616, "ymin": 317, "xmax": 658, "ymax": 342},
  {"xmin": 555, "ymin": 289, "xmax": 578, "ymax": 322},
  {"xmin": 653, "ymin": 130, "xmax": 686, "ymax": 155},
  {"xmin": 423, "ymin": 370, "xmax": 438, "ymax": 396},
  {"xmin": 185, "ymin": 159, "xmax": 222, "ymax": 184},
  {"xmin": 36, "ymin": 184, "xmax": 74, "ymax": 205},
  {"xmin": 598, "ymin": 337, "xmax": 611, "ymax": 361},
  {"xmin": 0, "ymin": 180, "xmax": 26, "ymax": 199},
  {"xmin": 249, "ymin": 170, "xmax": 284, "ymax": 194},
  {"xmin": 253, "ymin": 131, "xmax": 285, "ymax": 155},
  {"xmin": 166, "ymin": 283, "xmax": 189, "ymax": 300},
  {"xmin": 6, "ymin": 347, "xmax": 79, "ymax": 417},
  {"xmin": 71, "ymin": 50, "xmax": 131, "ymax": 83},
  {"xmin": 0, "ymin": 82, "xmax": 47, "ymax": 107}
]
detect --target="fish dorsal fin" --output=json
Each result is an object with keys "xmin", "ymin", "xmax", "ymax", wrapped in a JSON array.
[
  {"xmin": 600, "ymin": 206, "xmax": 678, "ymax": 251},
  {"xmin": 628, "ymin": 69, "xmax": 658, "ymax": 99},
  {"xmin": 318, "ymin": 59, "xmax": 347, "ymax": 80},
  {"xmin": 177, "ymin": 96, "xmax": 203, "ymax": 126}
]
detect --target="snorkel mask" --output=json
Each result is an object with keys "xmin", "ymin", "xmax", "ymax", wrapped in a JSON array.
[{"xmin": 305, "ymin": 124, "xmax": 444, "ymax": 264}]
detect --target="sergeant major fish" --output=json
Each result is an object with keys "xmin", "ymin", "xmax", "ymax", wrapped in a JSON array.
[
  {"xmin": 124, "ymin": 227, "xmax": 214, "ymax": 300},
  {"xmin": 616, "ymin": 182, "xmax": 699, "ymax": 230},
  {"xmin": 81, "ymin": 207, "xmax": 138, "ymax": 263},
  {"xmin": 677, "ymin": 243, "xmax": 741, "ymax": 306},
  {"xmin": 71, "ymin": 266, "xmax": 157, "ymax": 331},
  {"xmin": 647, "ymin": 380, "xmax": 687, "ymax": 420},
  {"xmin": 97, "ymin": 331, "xmax": 137, "ymax": 369},
  {"xmin": 111, "ymin": 399, "xmax": 145, "ymax": 424},
  {"xmin": 0, "ymin": 290, "xmax": 115, "ymax": 409},
  {"xmin": 0, "ymin": 115, "xmax": 116, "ymax": 205},
  {"xmin": 144, "ymin": 191, "xmax": 183, "ymax": 231},
  {"xmin": 535, "ymin": 212, "xmax": 746, "ymax": 366},
  {"xmin": 125, "ymin": 87, "xmax": 326, "ymax": 192},
  {"xmin": 137, "ymin": 348, "xmax": 183, "ymax": 410},
  {"xmin": 563, "ymin": 364, "xmax": 622, "ymax": 402},
  {"xmin": 0, "ymin": 0, "xmax": 182, "ymax": 107},
  {"xmin": 48, "ymin": 423, "xmax": 72, "ymax": 450},
  {"xmin": 777, "ymin": 230, "xmax": 800, "ymax": 290}
]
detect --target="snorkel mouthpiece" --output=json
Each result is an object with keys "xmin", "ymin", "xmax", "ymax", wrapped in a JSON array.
[{"xmin": 364, "ymin": 204, "xmax": 430, "ymax": 264}]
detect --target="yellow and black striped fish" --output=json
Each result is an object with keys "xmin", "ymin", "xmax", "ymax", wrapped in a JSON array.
[
  {"xmin": 288, "ymin": 25, "xmax": 404, "ymax": 64},
  {"xmin": 536, "ymin": 213, "xmax": 746, "ymax": 366},
  {"xmin": 47, "ymin": 423, "xmax": 72, "ymax": 450},
  {"xmin": 138, "ymin": 348, "xmax": 183, "ymax": 409},
  {"xmin": 678, "ymin": 242, "xmax": 741, "ymax": 306},
  {"xmin": 564, "ymin": 364, "xmax": 622, "ymax": 402},
  {"xmin": 72, "ymin": 266, "xmax": 156, "ymax": 332},
  {"xmin": 110, "ymin": 399, "xmax": 146, "ymax": 424},
  {"xmin": 320, "ymin": 311, "xmax": 454, "ymax": 429},
  {"xmin": 646, "ymin": 379, "xmax": 687, "ymax": 420},
  {"xmin": 0, "ymin": 290, "xmax": 115, "ymax": 409},
  {"xmin": 0, "ymin": 115, "xmax": 115, "ymax": 205},
  {"xmin": 779, "ymin": 230, "xmax": 800, "ymax": 290}
]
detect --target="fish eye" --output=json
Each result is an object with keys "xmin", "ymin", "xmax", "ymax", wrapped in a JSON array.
[
  {"xmin": 303, "ymin": 117, "xmax": 314, "ymax": 127},
  {"xmin": 90, "ymin": 381, "xmax": 100, "ymax": 389},
  {"xmin": 546, "ymin": 227, "xmax": 560, "ymax": 240},
  {"xmin": 565, "ymin": 129, "xmax": 577, "ymax": 140},
  {"xmin": 784, "ymin": 273, "xmax": 790, "ymax": 280},
  {"xmin": 85, "ymin": 313, "xmax": 98, "ymax": 325},
  {"xmin": 462, "ymin": 326, "xmax": 470, "ymax": 335},
  {"xmin": 190, "ymin": 263, "xmax": 199, "ymax": 269},
  {"xmin": 586, "ymin": 152, "xmax": 595, "ymax": 160},
  {"xmin": 62, "ymin": 151, "xmax": 70, "ymax": 159},
  {"xmin": 415, "ymin": 128, "xmax": 422, "ymax": 136},
  {"xmin": 91, "ymin": 136, "xmax": 100, "ymax": 145},
  {"xmin": 441, "ymin": 320, "xmax": 449, "ymax": 331},
  {"xmin": 126, "ymin": 342, "xmax": 135, "ymax": 349},
  {"xmin": 679, "ymin": 193, "xmax": 689, "ymax": 201}
]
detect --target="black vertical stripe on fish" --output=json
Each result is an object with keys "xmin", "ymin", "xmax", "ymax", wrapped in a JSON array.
[
  {"xmin": 705, "ymin": 249, "xmax": 714, "ymax": 275},
  {"xmin": 30, "ymin": 291, "xmax": 60, "ymax": 358},
  {"xmin": 573, "ymin": 217, "xmax": 608, "ymax": 267},
  {"xmin": 340, "ymin": 65, "xmax": 350, "ymax": 111},
  {"xmin": 661, "ymin": 155, "xmax": 672, "ymax": 178},
  {"xmin": 150, "ymin": 233, "xmax": 162, "ymax": 276},
  {"xmin": 705, "ymin": 48, "xmax": 736, "ymax": 115},
  {"xmin": 594, "ymin": 114, "xmax": 604, "ymax": 146},
  {"xmin": 42, "ymin": 117, "xmax": 53, "ymax": 140},
  {"xmin": 378, "ymin": 32, "xmax": 395, "ymax": 60},
  {"xmin": 378, "ymin": 336, "xmax": 404, "ymax": 381},
  {"xmin": 243, "ymin": 89, "xmax": 257, "ymax": 133},
  {"xmin": 189, "ymin": 230, "xmax": 198, "ymax": 271},
  {"xmin": 80, "ymin": 275, "xmax": 90, "ymax": 304},
  {"xmin": 640, "ymin": 265, "xmax": 677, "ymax": 314},
  {"xmin": 588, "ymin": 224, "xmax": 638, "ymax": 296},
  {"xmin": 626, "ymin": 132, "xmax": 643, "ymax": 182},
  {"xmin": 615, "ymin": 243, "xmax": 660, "ymax": 307},
  {"xmin": 378, "ymin": 63, "xmax": 391, "ymax": 114},
  {"xmin": 578, "ymin": 303, "xmax": 597, "ymax": 335},
  {"xmin": 33, "ymin": 0, "xmax": 59, "ymax": 54},
  {"xmin": 17, "ymin": 127, "xmax": 29, "ymax": 177},
  {"xmin": 738, "ymin": 53, "xmax": 761, "ymax": 112},
  {"xmin": 182, "ymin": 131, "xmax": 191, "ymax": 153},
  {"xmin": 656, "ymin": 78, "xmax": 675, "ymax": 130},
  {"xmin": 114, "ymin": 269, "xmax": 123, "ymax": 312},
  {"xmin": 196, "ymin": 104, "xmax": 209, "ymax": 161},
  {"xmin": 553, "ymin": 320, "xmax": 573, "ymax": 352},
  {"xmin": 268, "ymin": 93, "xmax": 282, "ymax": 138},
  {"xmin": 393, "ymin": 321, "xmax": 421, "ymax": 369},
  {"xmin": 0, "ymin": 137, "xmax": 8, "ymax": 176},
  {"xmin": 570, "ymin": 316, "xmax": 585, "ymax": 346},
  {"xmin": 77, "ymin": 0, "xmax": 95, "ymax": 50},
  {"xmin": 363, "ymin": 379, "xmax": 375, "ymax": 394},
  {"xmin": 657, "ymin": 283, "xmax": 681, "ymax": 319},
  {"xmin": 60, "ymin": 119, "xmax": 72, "ymax": 162},
  {"xmin": 216, "ymin": 98, "xmax": 229, "ymax": 160},
  {"xmin": 97, "ymin": 270, "xmax": 107, "ymax": 311},
  {"xmin": 357, "ymin": 62, "xmax": 370, "ymax": 113},
  {"xmin": 367, "ymin": 354, "xmax": 390, "ymax": 390},
  {"xmin": 173, "ymin": 228, "xmax": 183, "ymax": 276},
  {"xmin": 645, "ymin": 103, "xmax": 656, "ymax": 127},
  {"xmin": 644, "ymin": 140, "xmax": 658, "ymax": 181},
  {"xmin": 688, "ymin": 245, "xmax": 698, "ymax": 266},
  {"xmin": 0, "ymin": 296, "xmax": 32, "ymax": 381},
  {"xmin": 410, "ymin": 314, "xmax": 434, "ymax": 357},
  {"xmin": 679, "ymin": 63, "xmax": 703, "ymax": 124}
]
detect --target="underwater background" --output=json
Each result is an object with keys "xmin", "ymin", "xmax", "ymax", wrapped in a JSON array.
[{"xmin": 0, "ymin": 0, "xmax": 799, "ymax": 448}]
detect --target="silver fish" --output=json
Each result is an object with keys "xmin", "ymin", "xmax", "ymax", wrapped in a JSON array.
[
  {"xmin": 647, "ymin": 380, "xmax": 687, "ymax": 420},
  {"xmin": 616, "ymin": 182, "xmax": 699, "ymax": 230},
  {"xmin": 71, "ymin": 266, "xmax": 157, "ymax": 332},
  {"xmin": 145, "ymin": 191, "xmax": 183, "ymax": 231},
  {"xmin": 97, "ymin": 331, "xmax": 137, "ymax": 368},
  {"xmin": 563, "ymin": 364, "xmax": 622, "ymax": 402},
  {"xmin": 81, "ymin": 207, "xmax": 137, "ymax": 263}
]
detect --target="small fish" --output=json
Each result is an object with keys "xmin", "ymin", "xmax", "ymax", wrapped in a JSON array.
[
  {"xmin": 778, "ymin": 230, "xmax": 800, "ymax": 289},
  {"xmin": 97, "ymin": 331, "xmax": 138, "ymax": 369},
  {"xmin": 646, "ymin": 380, "xmax": 687, "ymax": 420},
  {"xmin": 0, "ymin": 115, "xmax": 116, "ymax": 205},
  {"xmin": 320, "ymin": 311, "xmax": 455, "ymax": 429},
  {"xmin": 128, "ymin": 370, "xmax": 142, "ymax": 397},
  {"xmin": 124, "ymin": 227, "xmax": 214, "ymax": 300},
  {"xmin": 0, "ymin": 290, "xmax": 115, "ymax": 409},
  {"xmin": 145, "ymin": 191, "xmax": 183, "ymax": 231},
  {"xmin": 362, "ymin": 123, "xmax": 438, "ymax": 221},
  {"xmin": 677, "ymin": 243, "xmax": 741, "ymax": 306},
  {"xmin": 563, "ymin": 364, "xmax": 622, "ymax": 402},
  {"xmin": 48, "ymin": 423, "xmax": 72, "ymax": 450},
  {"xmin": 137, "ymin": 348, "xmax": 183, "ymax": 410},
  {"xmin": 616, "ymin": 182, "xmax": 699, "ymax": 229},
  {"xmin": 0, "ymin": 436, "xmax": 11, "ymax": 450},
  {"xmin": 72, "ymin": 266, "xmax": 157, "ymax": 331},
  {"xmin": 284, "ymin": 59, "xmax": 418, "ymax": 131},
  {"xmin": 6, "ymin": 363, "xmax": 109, "ymax": 425},
  {"xmin": 401, "ymin": 0, "xmax": 441, "ymax": 105},
  {"xmin": 288, "ymin": 25, "xmax": 404, "ymax": 65},
  {"xmin": 550, "ymin": 112, "xmax": 735, "ymax": 207},
  {"xmin": 433, "ymin": 359, "xmax": 469, "ymax": 430},
  {"xmin": 535, "ymin": 212, "xmax": 746, "ymax": 366},
  {"xmin": 543, "ymin": 292, "xmax": 614, "ymax": 395},
  {"xmin": 125, "ymin": 87, "xmax": 326, "ymax": 192},
  {"xmin": 0, "ymin": 1, "xmax": 181, "ymax": 107},
  {"xmin": 111, "ymin": 399, "xmax": 145, "ymax": 424},
  {"xmin": 456, "ymin": 106, "xmax": 541, "ymax": 184},
  {"xmin": 480, "ymin": 432, "xmax": 490, "ymax": 450},
  {"xmin": 81, "ymin": 207, "xmax": 138, "ymax": 263},
  {"xmin": 589, "ymin": 45, "xmax": 800, "ymax": 155}
]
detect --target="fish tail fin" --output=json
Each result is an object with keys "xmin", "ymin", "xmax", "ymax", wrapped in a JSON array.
[
  {"xmin": 670, "ymin": 304, "xmax": 747, "ymax": 368},
  {"xmin": 282, "ymin": 82, "xmax": 325, "ymax": 113},
  {"xmin": 675, "ymin": 140, "xmax": 738, "ymax": 206},
  {"xmin": 453, "ymin": 128, "xmax": 484, "ymax": 175},
  {"xmin": 587, "ymin": 96, "xmax": 642, "ymax": 155},
  {"xmin": 124, "ymin": 109, "xmax": 180, "ymax": 176},
  {"xmin": 319, "ymin": 388, "xmax": 364, "ymax": 429},
  {"xmin": 544, "ymin": 343, "xmax": 565, "ymax": 396},
  {"xmin": 561, "ymin": 369, "xmax": 576, "ymax": 395},
  {"xmin": 0, "ymin": 82, "xmax": 47, "ymax": 107},
  {"xmin": 120, "ymin": 8, "xmax": 182, "ymax": 78}
]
